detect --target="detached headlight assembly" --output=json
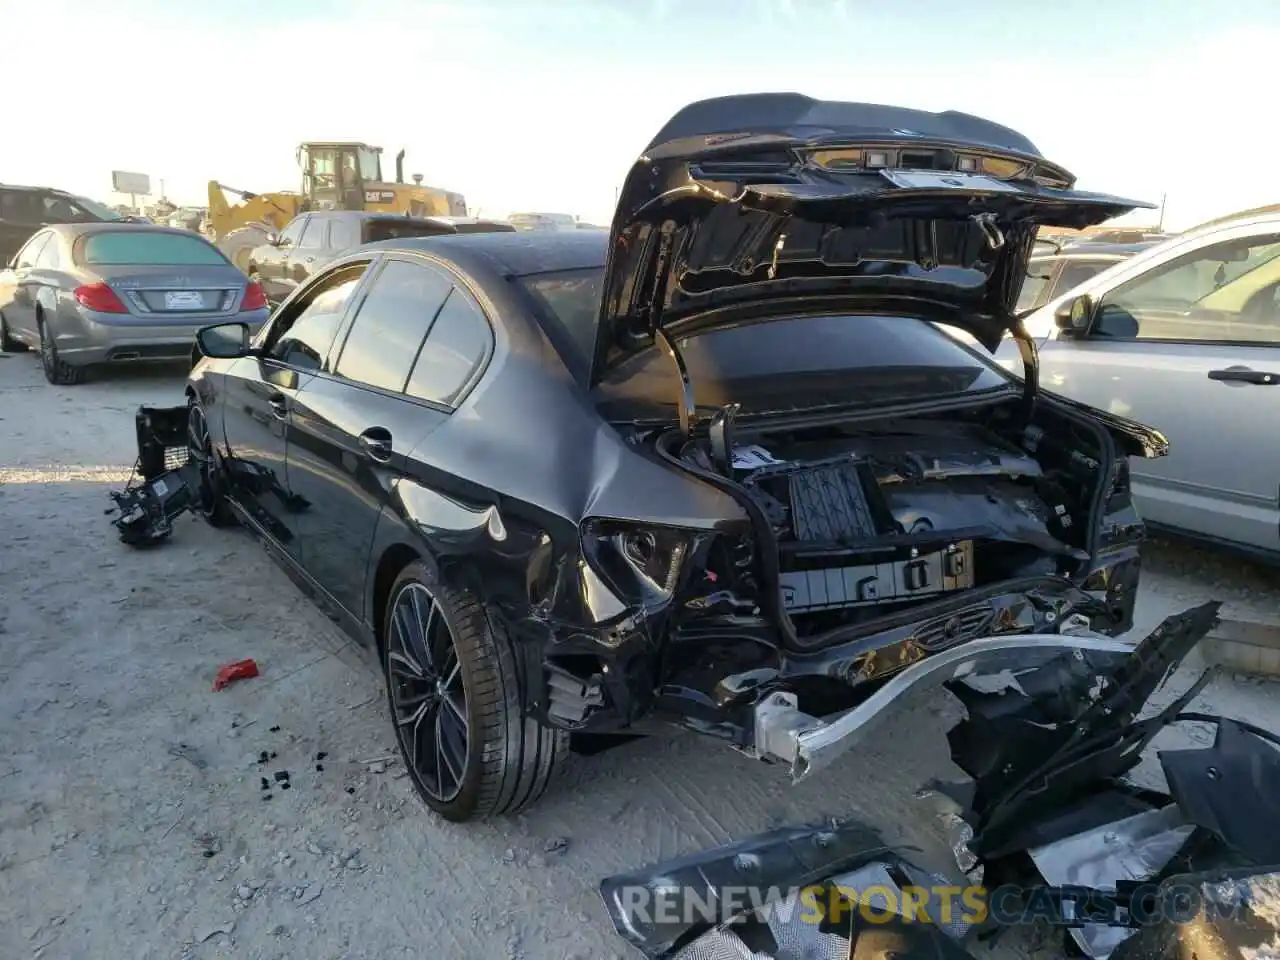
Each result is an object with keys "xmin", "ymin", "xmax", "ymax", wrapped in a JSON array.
[{"xmin": 581, "ymin": 519, "xmax": 692, "ymax": 606}]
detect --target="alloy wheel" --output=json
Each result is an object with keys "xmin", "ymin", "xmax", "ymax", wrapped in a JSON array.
[
  {"xmin": 186, "ymin": 404, "xmax": 218, "ymax": 515},
  {"xmin": 387, "ymin": 582, "xmax": 469, "ymax": 802}
]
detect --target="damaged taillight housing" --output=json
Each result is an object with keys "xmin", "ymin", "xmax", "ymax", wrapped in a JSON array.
[{"xmin": 580, "ymin": 519, "xmax": 693, "ymax": 607}]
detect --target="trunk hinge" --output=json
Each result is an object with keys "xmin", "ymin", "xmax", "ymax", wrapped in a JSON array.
[
  {"xmin": 655, "ymin": 328, "xmax": 695, "ymax": 440},
  {"xmin": 1010, "ymin": 317, "xmax": 1039, "ymax": 419},
  {"xmin": 649, "ymin": 223, "xmax": 699, "ymax": 439}
]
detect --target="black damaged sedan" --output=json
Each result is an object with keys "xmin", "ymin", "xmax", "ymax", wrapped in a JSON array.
[{"xmin": 180, "ymin": 93, "xmax": 1164, "ymax": 822}]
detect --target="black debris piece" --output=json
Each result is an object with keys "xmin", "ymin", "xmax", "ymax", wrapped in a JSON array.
[
  {"xmin": 269, "ymin": 725, "xmax": 280, "ymax": 733},
  {"xmin": 316, "ymin": 764, "xmax": 325, "ymax": 772},
  {"xmin": 257, "ymin": 751, "xmax": 269, "ymax": 765},
  {"xmin": 263, "ymin": 793, "xmax": 273, "ymax": 801},
  {"xmin": 316, "ymin": 751, "xmax": 328, "ymax": 761},
  {"xmin": 260, "ymin": 777, "xmax": 270, "ymax": 791},
  {"xmin": 274, "ymin": 771, "xmax": 290, "ymax": 782},
  {"xmin": 202, "ymin": 850, "xmax": 216, "ymax": 858},
  {"xmin": 345, "ymin": 787, "xmax": 356, "ymax": 795},
  {"xmin": 270, "ymin": 751, "xmax": 277, "ymax": 760},
  {"xmin": 281, "ymin": 782, "xmax": 291, "ymax": 791}
]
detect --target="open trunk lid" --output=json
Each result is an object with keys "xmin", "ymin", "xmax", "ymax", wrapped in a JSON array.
[{"xmin": 591, "ymin": 93, "xmax": 1154, "ymax": 384}]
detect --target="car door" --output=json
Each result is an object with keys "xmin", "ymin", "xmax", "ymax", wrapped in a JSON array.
[
  {"xmin": 0, "ymin": 231, "xmax": 52, "ymax": 339},
  {"xmin": 218, "ymin": 260, "xmax": 373, "ymax": 557},
  {"xmin": 283, "ymin": 214, "xmax": 329, "ymax": 293},
  {"xmin": 254, "ymin": 216, "xmax": 307, "ymax": 301},
  {"xmin": 1030, "ymin": 223, "xmax": 1280, "ymax": 553},
  {"xmin": 286, "ymin": 255, "xmax": 469, "ymax": 619}
]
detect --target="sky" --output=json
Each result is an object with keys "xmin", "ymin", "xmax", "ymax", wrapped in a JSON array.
[{"xmin": 2, "ymin": 0, "xmax": 1276, "ymax": 230}]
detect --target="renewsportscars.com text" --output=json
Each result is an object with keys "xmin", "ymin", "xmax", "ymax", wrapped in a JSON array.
[{"xmin": 613, "ymin": 882, "xmax": 1234, "ymax": 929}]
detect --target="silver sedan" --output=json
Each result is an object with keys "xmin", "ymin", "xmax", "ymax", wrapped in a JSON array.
[
  {"xmin": 995, "ymin": 210, "xmax": 1280, "ymax": 560},
  {"xmin": 0, "ymin": 222, "xmax": 270, "ymax": 384}
]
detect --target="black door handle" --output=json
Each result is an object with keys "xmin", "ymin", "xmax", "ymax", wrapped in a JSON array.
[
  {"xmin": 267, "ymin": 393, "xmax": 289, "ymax": 419},
  {"xmin": 1208, "ymin": 367, "xmax": 1279, "ymax": 385},
  {"xmin": 358, "ymin": 427, "xmax": 393, "ymax": 462}
]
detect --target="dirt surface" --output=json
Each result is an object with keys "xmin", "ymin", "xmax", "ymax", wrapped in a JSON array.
[{"xmin": 2, "ymin": 352, "xmax": 1279, "ymax": 960}]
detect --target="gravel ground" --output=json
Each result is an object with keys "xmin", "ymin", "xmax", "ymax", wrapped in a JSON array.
[{"xmin": 1, "ymin": 351, "xmax": 1278, "ymax": 960}]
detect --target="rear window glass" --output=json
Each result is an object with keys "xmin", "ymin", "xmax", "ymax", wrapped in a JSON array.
[
  {"xmin": 596, "ymin": 313, "xmax": 1011, "ymax": 418},
  {"xmin": 1054, "ymin": 259, "xmax": 1114, "ymax": 295},
  {"xmin": 365, "ymin": 220, "xmax": 451, "ymax": 243},
  {"xmin": 82, "ymin": 231, "xmax": 227, "ymax": 265}
]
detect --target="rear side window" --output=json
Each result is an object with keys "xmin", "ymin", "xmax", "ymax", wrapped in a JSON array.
[
  {"xmin": 35, "ymin": 236, "xmax": 62, "ymax": 269},
  {"xmin": 82, "ymin": 231, "xmax": 227, "ymax": 265},
  {"xmin": 516, "ymin": 267, "xmax": 603, "ymax": 379},
  {"xmin": 333, "ymin": 259, "xmax": 453, "ymax": 392},
  {"xmin": 330, "ymin": 219, "xmax": 361, "ymax": 250},
  {"xmin": 298, "ymin": 218, "xmax": 329, "ymax": 249},
  {"xmin": 404, "ymin": 288, "xmax": 492, "ymax": 407}
]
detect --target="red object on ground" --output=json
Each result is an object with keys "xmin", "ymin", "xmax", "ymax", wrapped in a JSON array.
[{"xmin": 212, "ymin": 659, "xmax": 260, "ymax": 691}]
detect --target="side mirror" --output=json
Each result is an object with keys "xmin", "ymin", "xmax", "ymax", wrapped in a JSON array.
[
  {"xmin": 196, "ymin": 321, "xmax": 252, "ymax": 359},
  {"xmin": 1054, "ymin": 294, "xmax": 1095, "ymax": 335},
  {"xmin": 268, "ymin": 234, "xmax": 283, "ymax": 246}
]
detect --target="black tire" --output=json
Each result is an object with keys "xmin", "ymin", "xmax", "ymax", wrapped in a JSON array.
[
  {"xmin": 186, "ymin": 399, "xmax": 237, "ymax": 527},
  {"xmin": 0, "ymin": 310, "xmax": 28, "ymax": 352},
  {"xmin": 383, "ymin": 564, "xmax": 567, "ymax": 822},
  {"xmin": 38, "ymin": 314, "xmax": 85, "ymax": 385}
]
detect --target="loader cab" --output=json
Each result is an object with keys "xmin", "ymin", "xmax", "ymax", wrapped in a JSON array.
[{"xmin": 297, "ymin": 142, "xmax": 384, "ymax": 212}]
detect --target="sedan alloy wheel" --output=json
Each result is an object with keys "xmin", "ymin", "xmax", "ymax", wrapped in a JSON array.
[{"xmin": 387, "ymin": 582, "xmax": 469, "ymax": 803}]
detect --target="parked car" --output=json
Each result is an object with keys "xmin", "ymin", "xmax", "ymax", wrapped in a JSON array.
[
  {"xmin": 0, "ymin": 183, "xmax": 125, "ymax": 264},
  {"xmin": 998, "ymin": 210, "xmax": 1280, "ymax": 560},
  {"xmin": 245, "ymin": 211, "xmax": 515, "ymax": 303},
  {"xmin": 1016, "ymin": 240, "xmax": 1158, "ymax": 313},
  {"xmin": 0, "ymin": 223, "xmax": 270, "ymax": 384},
  {"xmin": 176, "ymin": 93, "xmax": 1162, "ymax": 821},
  {"xmin": 167, "ymin": 206, "xmax": 208, "ymax": 232}
]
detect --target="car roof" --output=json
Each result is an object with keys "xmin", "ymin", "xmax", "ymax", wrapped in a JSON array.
[
  {"xmin": 358, "ymin": 229, "xmax": 608, "ymax": 276},
  {"xmin": 0, "ymin": 182, "xmax": 80, "ymax": 198}
]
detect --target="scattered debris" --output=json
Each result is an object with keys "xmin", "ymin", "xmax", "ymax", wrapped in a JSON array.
[
  {"xmin": 236, "ymin": 884, "xmax": 254, "ymax": 901},
  {"xmin": 346, "ymin": 694, "xmax": 378, "ymax": 710},
  {"xmin": 195, "ymin": 920, "xmax": 235, "ymax": 943},
  {"xmin": 296, "ymin": 883, "xmax": 324, "ymax": 905},
  {"xmin": 315, "ymin": 763, "xmax": 325, "ymax": 772},
  {"xmin": 212, "ymin": 659, "xmax": 260, "ymax": 692},
  {"xmin": 167, "ymin": 743, "xmax": 207, "ymax": 770},
  {"xmin": 501, "ymin": 849, "xmax": 517, "ymax": 865},
  {"xmin": 369, "ymin": 762, "xmax": 386, "ymax": 774},
  {"xmin": 256, "ymin": 751, "xmax": 277, "ymax": 765},
  {"xmin": 315, "ymin": 751, "xmax": 328, "ymax": 761},
  {"xmin": 543, "ymin": 836, "xmax": 569, "ymax": 855},
  {"xmin": 358, "ymin": 754, "xmax": 396, "ymax": 765},
  {"xmin": 196, "ymin": 834, "xmax": 222, "ymax": 859}
]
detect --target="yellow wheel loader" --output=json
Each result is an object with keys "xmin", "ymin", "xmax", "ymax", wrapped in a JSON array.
[{"xmin": 208, "ymin": 142, "xmax": 467, "ymax": 272}]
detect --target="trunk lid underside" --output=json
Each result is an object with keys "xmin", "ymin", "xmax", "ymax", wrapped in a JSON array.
[{"xmin": 592, "ymin": 93, "xmax": 1154, "ymax": 387}]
